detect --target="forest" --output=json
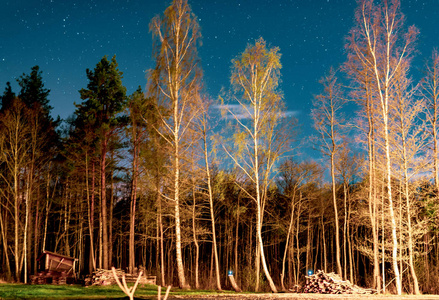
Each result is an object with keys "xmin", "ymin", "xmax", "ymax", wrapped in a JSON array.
[{"xmin": 1, "ymin": 0, "xmax": 439, "ymax": 296}]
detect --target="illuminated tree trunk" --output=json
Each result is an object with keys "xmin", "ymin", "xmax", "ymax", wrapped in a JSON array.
[{"xmin": 101, "ymin": 136, "xmax": 109, "ymax": 269}]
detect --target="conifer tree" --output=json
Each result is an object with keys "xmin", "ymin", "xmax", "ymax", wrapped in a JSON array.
[{"xmin": 78, "ymin": 55, "xmax": 127, "ymax": 270}]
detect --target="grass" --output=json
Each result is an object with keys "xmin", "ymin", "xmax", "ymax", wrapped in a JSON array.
[{"xmin": 0, "ymin": 283, "xmax": 237, "ymax": 300}]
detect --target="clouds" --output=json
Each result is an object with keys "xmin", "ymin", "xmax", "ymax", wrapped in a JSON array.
[{"xmin": 214, "ymin": 104, "xmax": 300, "ymax": 121}]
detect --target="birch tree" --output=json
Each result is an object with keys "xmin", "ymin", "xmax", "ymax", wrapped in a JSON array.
[
  {"xmin": 0, "ymin": 99, "xmax": 30, "ymax": 281},
  {"xmin": 421, "ymin": 50, "xmax": 439, "ymax": 192},
  {"xmin": 344, "ymin": 51, "xmax": 381, "ymax": 291},
  {"xmin": 148, "ymin": 0, "xmax": 203, "ymax": 289},
  {"xmin": 221, "ymin": 37, "xmax": 292, "ymax": 293},
  {"xmin": 311, "ymin": 68, "xmax": 345, "ymax": 277},
  {"xmin": 345, "ymin": 0, "xmax": 418, "ymax": 293},
  {"xmin": 391, "ymin": 66, "xmax": 427, "ymax": 294}
]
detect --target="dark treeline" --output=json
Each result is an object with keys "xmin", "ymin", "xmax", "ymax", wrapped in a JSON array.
[{"xmin": 1, "ymin": 0, "xmax": 439, "ymax": 295}]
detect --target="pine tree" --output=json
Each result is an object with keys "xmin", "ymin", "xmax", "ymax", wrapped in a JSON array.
[{"xmin": 78, "ymin": 55, "xmax": 127, "ymax": 270}]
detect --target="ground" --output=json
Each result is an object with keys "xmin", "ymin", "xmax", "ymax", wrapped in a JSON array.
[{"xmin": 168, "ymin": 294, "xmax": 439, "ymax": 300}]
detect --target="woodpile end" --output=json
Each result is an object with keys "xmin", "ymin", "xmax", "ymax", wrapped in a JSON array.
[
  {"xmin": 84, "ymin": 268, "xmax": 156, "ymax": 286},
  {"xmin": 302, "ymin": 270, "xmax": 376, "ymax": 294}
]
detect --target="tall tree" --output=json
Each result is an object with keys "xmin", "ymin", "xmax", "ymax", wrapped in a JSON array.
[
  {"xmin": 344, "ymin": 48, "xmax": 382, "ymax": 291},
  {"xmin": 391, "ymin": 65, "xmax": 426, "ymax": 294},
  {"xmin": 311, "ymin": 68, "xmax": 345, "ymax": 277},
  {"xmin": 126, "ymin": 87, "xmax": 148, "ymax": 274},
  {"xmin": 199, "ymin": 100, "xmax": 222, "ymax": 290},
  {"xmin": 345, "ymin": 0, "xmax": 418, "ymax": 294},
  {"xmin": 0, "ymin": 65, "xmax": 58, "ymax": 282},
  {"xmin": 148, "ymin": 0, "xmax": 203, "ymax": 289},
  {"xmin": 0, "ymin": 99, "xmax": 31, "ymax": 281},
  {"xmin": 78, "ymin": 55, "xmax": 127, "ymax": 270},
  {"xmin": 221, "ymin": 37, "xmax": 291, "ymax": 293},
  {"xmin": 421, "ymin": 50, "xmax": 439, "ymax": 193}
]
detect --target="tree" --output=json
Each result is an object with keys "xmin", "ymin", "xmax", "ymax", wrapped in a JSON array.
[
  {"xmin": 199, "ymin": 101, "xmax": 222, "ymax": 290},
  {"xmin": 344, "ymin": 46, "xmax": 381, "ymax": 291},
  {"xmin": 335, "ymin": 140, "xmax": 362, "ymax": 283},
  {"xmin": 127, "ymin": 88, "xmax": 148, "ymax": 274},
  {"xmin": 345, "ymin": 0, "xmax": 418, "ymax": 294},
  {"xmin": 17, "ymin": 66, "xmax": 51, "ymax": 113},
  {"xmin": 421, "ymin": 50, "xmax": 439, "ymax": 193},
  {"xmin": 221, "ymin": 37, "xmax": 292, "ymax": 293},
  {"xmin": 0, "ymin": 65, "xmax": 59, "ymax": 283},
  {"xmin": 78, "ymin": 55, "xmax": 127, "ymax": 270},
  {"xmin": 148, "ymin": 0, "xmax": 203, "ymax": 289},
  {"xmin": 0, "ymin": 99, "xmax": 31, "ymax": 281},
  {"xmin": 390, "ymin": 65, "xmax": 427, "ymax": 294},
  {"xmin": 311, "ymin": 68, "xmax": 345, "ymax": 277},
  {"xmin": 278, "ymin": 159, "xmax": 322, "ymax": 290},
  {"xmin": 0, "ymin": 82, "xmax": 16, "ymax": 112}
]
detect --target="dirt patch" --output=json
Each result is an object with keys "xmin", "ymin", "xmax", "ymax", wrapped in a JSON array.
[{"xmin": 167, "ymin": 293, "xmax": 439, "ymax": 300}]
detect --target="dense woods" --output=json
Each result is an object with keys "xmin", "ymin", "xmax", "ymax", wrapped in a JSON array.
[{"xmin": 2, "ymin": 0, "xmax": 439, "ymax": 295}]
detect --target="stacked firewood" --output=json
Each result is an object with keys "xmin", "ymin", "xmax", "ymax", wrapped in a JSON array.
[
  {"xmin": 303, "ymin": 270, "xmax": 375, "ymax": 294},
  {"xmin": 30, "ymin": 270, "xmax": 72, "ymax": 285},
  {"xmin": 84, "ymin": 268, "xmax": 156, "ymax": 286}
]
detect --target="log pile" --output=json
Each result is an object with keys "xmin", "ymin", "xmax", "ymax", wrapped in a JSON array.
[
  {"xmin": 303, "ymin": 270, "xmax": 375, "ymax": 294},
  {"xmin": 84, "ymin": 268, "xmax": 156, "ymax": 286},
  {"xmin": 30, "ymin": 270, "xmax": 74, "ymax": 285}
]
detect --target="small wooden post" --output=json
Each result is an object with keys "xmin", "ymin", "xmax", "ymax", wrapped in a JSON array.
[{"xmin": 227, "ymin": 270, "xmax": 242, "ymax": 292}]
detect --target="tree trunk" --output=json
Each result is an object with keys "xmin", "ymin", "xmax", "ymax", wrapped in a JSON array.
[
  {"xmin": 0, "ymin": 204, "xmax": 12, "ymax": 278},
  {"xmin": 321, "ymin": 214, "xmax": 327, "ymax": 273},
  {"xmin": 330, "ymin": 152, "xmax": 342, "ymax": 276},
  {"xmin": 129, "ymin": 139, "xmax": 139, "ymax": 274},
  {"xmin": 203, "ymin": 123, "xmax": 222, "ymax": 290},
  {"xmin": 14, "ymin": 153, "xmax": 20, "ymax": 281},
  {"xmin": 295, "ymin": 197, "xmax": 302, "ymax": 285},
  {"xmin": 101, "ymin": 136, "xmax": 109, "ymax": 270},
  {"xmin": 281, "ymin": 192, "xmax": 295, "ymax": 291},
  {"xmin": 402, "ymin": 140, "xmax": 420, "ymax": 294},
  {"xmin": 88, "ymin": 160, "xmax": 96, "ymax": 272},
  {"xmin": 192, "ymin": 185, "xmax": 200, "ymax": 289}
]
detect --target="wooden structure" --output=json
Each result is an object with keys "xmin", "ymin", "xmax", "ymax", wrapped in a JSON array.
[{"xmin": 30, "ymin": 251, "xmax": 78, "ymax": 284}]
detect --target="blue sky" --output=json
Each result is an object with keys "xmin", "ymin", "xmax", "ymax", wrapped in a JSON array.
[{"xmin": 1, "ymin": 0, "xmax": 438, "ymax": 160}]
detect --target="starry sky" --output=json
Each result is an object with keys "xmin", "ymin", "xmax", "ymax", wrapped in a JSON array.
[{"xmin": 1, "ymin": 0, "xmax": 438, "ymax": 145}]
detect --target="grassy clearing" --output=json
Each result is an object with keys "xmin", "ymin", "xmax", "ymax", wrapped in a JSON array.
[{"xmin": 0, "ymin": 284, "xmax": 237, "ymax": 299}]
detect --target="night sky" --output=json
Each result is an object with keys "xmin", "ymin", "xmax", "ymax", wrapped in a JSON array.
[{"xmin": 1, "ymin": 0, "xmax": 438, "ymax": 149}]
